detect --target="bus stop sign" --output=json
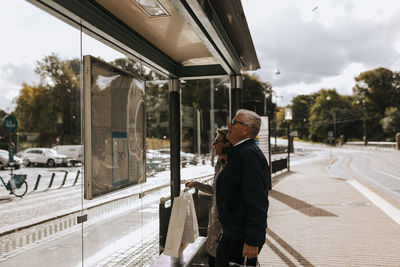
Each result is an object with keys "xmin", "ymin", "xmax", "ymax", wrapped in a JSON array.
[{"xmin": 2, "ymin": 115, "xmax": 18, "ymax": 133}]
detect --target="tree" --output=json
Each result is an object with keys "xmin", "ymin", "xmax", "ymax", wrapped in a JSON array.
[
  {"xmin": 380, "ymin": 107, "xmax": 400, "ymax": 140},
  {"xmin": 242, "ymin": 73, "xmax": 274, "ymax": 118},
  {"xmin": 181, "ymin": 78, "xmax": 230, "ymax": 153},
  {"xmin": 14, "ymin": 54, "xmax": 80, "ymax": 147},
  {"xmin": 291, "ymin": 95, "xmax": 314, "ymax": 139},
  {"xmin": 308, "ymin": 89, "xmax": 360, "ymax": 142},
  {"xmin": 353, "ymin": 67, "xmax": 400, "ymax": 140}
]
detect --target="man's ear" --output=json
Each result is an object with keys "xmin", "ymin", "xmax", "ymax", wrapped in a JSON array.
[{"xmin": 244, "ymin": 125, "xmax": 252, "ymax": 137}]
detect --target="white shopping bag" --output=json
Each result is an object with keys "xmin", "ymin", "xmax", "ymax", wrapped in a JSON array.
[
  {"xmin": 164, "ymin": 190, "xmax": 199, "ymax": 257},
  {"xmin": 181, "ymin": 192, "xmax": 199, "ymax": 244},
  {"xmin": 164, "ymin": 194, "xmax": 188, "ymax": 257}
]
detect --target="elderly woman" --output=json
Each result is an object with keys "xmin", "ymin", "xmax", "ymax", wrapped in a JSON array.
[{"xmin": 185, "ymin": 127, "xmax": 232, "ymax": 267}]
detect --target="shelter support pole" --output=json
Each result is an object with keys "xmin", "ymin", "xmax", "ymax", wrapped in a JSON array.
[
  {"xmin": 230, "ymin": 75, "xmax": 243, "ymax": 119},
  {"xmin": 169, "ymin": 78, "xmax": 181, "ymax": 202}
]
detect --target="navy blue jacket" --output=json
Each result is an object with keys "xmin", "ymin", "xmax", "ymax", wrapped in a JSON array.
[{"xmin": 216, "ymin": 139, "xmax": 269, "ymax": 247}]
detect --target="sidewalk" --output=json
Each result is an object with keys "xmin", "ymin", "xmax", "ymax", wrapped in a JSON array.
[{"xmin": 258, "ymin": 158, "xmax": 400, "ymax": 266}]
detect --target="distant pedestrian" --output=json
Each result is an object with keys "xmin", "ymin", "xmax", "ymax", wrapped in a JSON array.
[
  {"xmin": 215, "ymin": 109, "xmax": 269, "ymax": 267},
  {"xmin": 186, "ymin": 127, "xmax": 232, "ymax": 267}
]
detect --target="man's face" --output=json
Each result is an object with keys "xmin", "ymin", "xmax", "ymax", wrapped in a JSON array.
[{"xmin": 227, "ymin": 113, "xmax": 250, "ymax": 145}]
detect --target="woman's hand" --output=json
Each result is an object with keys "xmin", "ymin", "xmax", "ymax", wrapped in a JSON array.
[{"xmin": 185, "ymin": 181, "xmax": 197, "ymax": 188}]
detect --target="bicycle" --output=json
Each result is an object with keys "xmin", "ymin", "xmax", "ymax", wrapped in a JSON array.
[{"xmin": 0, "ymin": 173, "xmax": 28, "ymax": 197}]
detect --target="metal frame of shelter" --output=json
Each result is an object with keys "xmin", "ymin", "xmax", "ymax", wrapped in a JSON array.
[{"xmin": 28, "ymin": 0, "xmax": 260, "ymax": 200}]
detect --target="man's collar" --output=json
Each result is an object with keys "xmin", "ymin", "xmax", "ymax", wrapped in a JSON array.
[{"xmin": 234, "ymin": 138, "xmax": 251, "ymax": 146}]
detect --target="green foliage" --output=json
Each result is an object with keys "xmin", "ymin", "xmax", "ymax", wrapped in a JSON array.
[
  {"xmin": 14, "ymin": 54, "xmax": 80, "ymax": 147},
  {"xmin": 291, "ymin": 95, "xmax": 314, "ymax": 139},
  {"xmin": 181, "ymin": 78, "xmax": 230, "ymax": 153},
  {"xmin": 308, "ymin": 89, "xmax": 361, "ymax": 142},
  {"xmin": 380, "ymin": 107, "xmax": 400, "ymax": 140},
  {"xmin": 242, "ymin": 73, "xmax": 275, "ymax": 118},
  {"xmin": 353, "ymin": 67, "xmax": 400, "ymax": 140},
  {"xmin": 288, "ymin": 67, "xmax": 400, "ymax": 142}
]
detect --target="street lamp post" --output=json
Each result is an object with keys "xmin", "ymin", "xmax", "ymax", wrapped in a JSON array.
[
  {"xmin": 357, "ymin": 98, "xmax": 367, "ymax": 146},
  {"xmin": 273, "ymin": 94, "xmax": 283, "ymax": 149},
  {"xmin": 285, "ymin": 108, "xmax": 292, "ymax": 172},
  {"xmin": 333, "ymin": 110, "xmax": 336, "ymax": 145},
  {"xmin": 362, "ymin": 100, "xmax": 367, "ymax": 146},
  {"xmin": 326, "ymin": 96, "xmax": 336, "ymax": 145}
]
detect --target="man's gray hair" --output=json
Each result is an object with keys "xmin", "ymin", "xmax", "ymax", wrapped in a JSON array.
[{"xmin": 236, "ymin": 109, "xmax": 261, "ymax": 138}]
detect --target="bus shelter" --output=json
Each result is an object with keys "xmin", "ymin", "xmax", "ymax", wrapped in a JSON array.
[{"xmin": 25, "ymin": 0, "xmax": 260, "ymax": 264}]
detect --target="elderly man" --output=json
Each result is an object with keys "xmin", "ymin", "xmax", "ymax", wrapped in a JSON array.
[{"xmin": 215, "ymin": 109, "xmax": 269, "ymax": 267}]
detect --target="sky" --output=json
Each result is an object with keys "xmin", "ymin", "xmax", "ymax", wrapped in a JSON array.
[
  {"xmin": 0, "ymin": 0, "xmax": 123, "ymax": 112},
  {"xmin": 1, "ymin": 0, "xmax": 400, "ymax": 111},
  {"xmin": 242, "ymin": 0, "xmax": 400, "ymax": 105}
]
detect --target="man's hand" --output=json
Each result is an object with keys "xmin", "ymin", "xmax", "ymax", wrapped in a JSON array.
[{"xmin": 242, "ymin": 243, "xmax": 258, "ymax": 259}]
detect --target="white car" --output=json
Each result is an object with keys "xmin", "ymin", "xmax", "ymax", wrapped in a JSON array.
[
  {"xmin": 52, "ymin": 145, "xmax": 83, "ymax": 166},
  {"xmin": 20, "ymin": 148, "xmax": 68, "ymax": 167},
  {"xmin": 0, "ymin": 149, "xmax": 22, "ymax": 170}
]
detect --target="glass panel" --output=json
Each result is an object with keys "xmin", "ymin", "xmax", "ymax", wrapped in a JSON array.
[
  {"xmin": 81, "ymin": 33, "xmax": 155, "ymax": 266},
  {"xmin": 0, "ymin": 0, "xmax": 83, "ymax": 266},
  {"xmin": 181, "ymin": 78, "xmax": 230, "ymax": 165}
]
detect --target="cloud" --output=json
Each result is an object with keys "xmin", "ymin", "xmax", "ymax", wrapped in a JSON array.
[
  {"xmin": 243, "ymin": 0, "xmax": 400, "ymax": 92},
  {"xmin": 0, "ymin": 63, "xmax": 37, "ymax": 112}
]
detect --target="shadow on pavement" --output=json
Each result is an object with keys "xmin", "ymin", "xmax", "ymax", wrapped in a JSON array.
[
  {"xmin": 269, "ymin": 190, "xmax": 337, "ymax": 217},
  {"xmin": 266, "ymin": 229, "xmax": 315, "ymax": 267}
]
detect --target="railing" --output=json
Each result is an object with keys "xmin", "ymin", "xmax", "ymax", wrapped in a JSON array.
[
  {"xmin": 344, "ymin": 141, "xmax": 396, "ymax": 149},
  {"xmin": 271, "ymin": 157, "xmax": 288, "ymax": 175}
]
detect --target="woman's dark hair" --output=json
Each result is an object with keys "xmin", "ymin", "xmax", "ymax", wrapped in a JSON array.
[{"xmin": 216, "ymin": 127, "xmax": 230, "ymax": 144}]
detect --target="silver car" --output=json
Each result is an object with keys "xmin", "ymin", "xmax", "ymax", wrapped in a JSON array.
[{"xmin": 0, "ymin": 149, "xmax": 22, "ymax": 170}]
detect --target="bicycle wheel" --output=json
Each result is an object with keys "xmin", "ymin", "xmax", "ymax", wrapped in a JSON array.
[{"xmin": 12, "ymin": 181, "xmax": 28, "ymax": 197}]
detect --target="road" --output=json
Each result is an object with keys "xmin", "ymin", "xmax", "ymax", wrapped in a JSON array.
[
  {"xmin": 291, "ymin": 141, "xmax": 400, "ymax": 202},
  {"xmin": 0, "ymin": 144, "xmax": 399, "ymax": 266},
  {"xmin": 329, "ymin": 147, "xmax": 400, "ymax": 203}
]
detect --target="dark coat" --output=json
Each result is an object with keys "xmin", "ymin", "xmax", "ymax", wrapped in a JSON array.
[{"xmin": 216, "ymin": 139, "xmax": 269, "ymax": 247}]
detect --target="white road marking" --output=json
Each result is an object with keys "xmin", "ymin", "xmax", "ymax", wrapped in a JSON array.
[
  {"xmin": 348, "ymin": 180, "xmax": 400, "ymax": 224},
  {"xmin": 373, "ymin": 169, "xmax": 400, "ymax": 181}
]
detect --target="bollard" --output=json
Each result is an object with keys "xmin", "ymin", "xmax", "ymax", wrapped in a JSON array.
[
  {"xmin": 48, "ymin": 173, "xmax": 55, "ymax": 189},
  {"xmin": 289, "ymin": 135, "xmax": 294, "ymax": 153},
  {"xmin": 339, "ymin": 135, "xmax": 345, "ymax": 146},
  {"xmin": 396, "ymin": 132, "xmax": 400, "ymax": 150},
  {"xmin": 33, "ymin": 174, "xmax": 41, "ymax": 191},
  {"xmin": 60, "ymin": 171, "xmax": 68, "ymax": 187},
  {"xmin": 73, "ymin": 170, "xmax": 80, "ymax": 186}
]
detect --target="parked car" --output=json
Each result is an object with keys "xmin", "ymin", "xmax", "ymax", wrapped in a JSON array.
[
  {"xmin": 0, "ymin": 149, "xmax": 22, "ymax": 170},
  {"xmin": 19, "ymin": 148, "xmax": 68, "ymax": 167},
  {"xmin": 152, "ymin": 149, "xmax": 197, "ymax": 165},
  {"xmin": 52, "ymin": 145, "xmax": 83, "ymax": 166}
]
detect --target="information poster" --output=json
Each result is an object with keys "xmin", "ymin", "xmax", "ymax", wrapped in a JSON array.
[
  {"xmin": 83, "ymin": 55, "xmax": 146, "ymax": 199},
  {"xmin": 258, "ymin": 116, "xmax": 270, "ymax": 165}
]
